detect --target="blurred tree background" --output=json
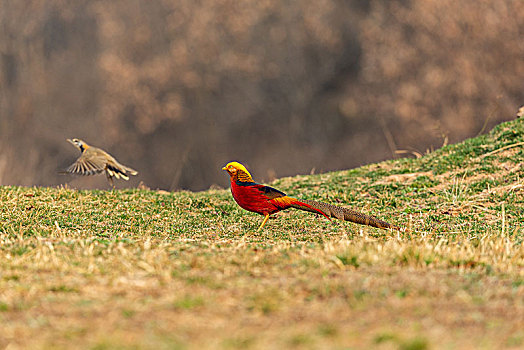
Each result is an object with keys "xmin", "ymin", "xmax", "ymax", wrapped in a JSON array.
[{"xmin": 1, "ymin": 0, "xmax": 522, "ymax": 190}]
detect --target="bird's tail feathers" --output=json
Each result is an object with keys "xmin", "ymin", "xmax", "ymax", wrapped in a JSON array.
[
  {"xmin": 107, "ymin": 163, "xmax": 138, "ymax": 179},
  {"xmin": 286, "ymin": 198, "xmax": 332, "ymax": 221},
  {"xmin": 123, "ymin": 165, "xmax": 138, "ymax": 176},
  {"xmin": 289, "ymin": 199, "xmax": 398, "ymax": 230}
]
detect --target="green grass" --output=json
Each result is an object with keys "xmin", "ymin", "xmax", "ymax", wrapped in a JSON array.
[{"xmin": 0, "ymin": 118, "xmax": 523, "ymax": 349}]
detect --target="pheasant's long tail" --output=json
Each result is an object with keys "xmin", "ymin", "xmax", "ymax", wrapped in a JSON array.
[{"xmin": 289, "ymin": 199, "xmax": 399, "ymax": 230}]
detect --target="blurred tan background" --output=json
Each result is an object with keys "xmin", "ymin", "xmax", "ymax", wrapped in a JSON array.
[{"xmin": 1, "ymin": 0, "xmax": 522, "ymax": 190}]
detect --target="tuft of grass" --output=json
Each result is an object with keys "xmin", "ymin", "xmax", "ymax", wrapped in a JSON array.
[
  {"xmin": 399, "ymin": 337, "xmax": 429, "ymax": 350},
  {"xmin": 0, "ymin": 301, "xmax": 8, "ymax": 312},
  {"xmin": 335, "ymin": 253, "xmax": 360, "ymax": 268},
  {"xmin": 317, "ymin": 323, "xmax": 339, "ymax": 337},
  {"xmin": 172, "ymin": 295, "xmax": 205, "ymax": 310}
]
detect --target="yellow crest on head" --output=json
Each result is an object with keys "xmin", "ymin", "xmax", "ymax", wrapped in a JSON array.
[{"xmin": 222, "ymin": 161, "xmax": 253, "ymax": 181}]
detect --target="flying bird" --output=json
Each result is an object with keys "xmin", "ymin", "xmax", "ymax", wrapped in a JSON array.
[
  {"xmin": 222, "ymin": 161, "xmax": 399, "ymax": 231},
  {"xmin": 64, "ymin": 138, "xmax": 138, "ymax": 186}
]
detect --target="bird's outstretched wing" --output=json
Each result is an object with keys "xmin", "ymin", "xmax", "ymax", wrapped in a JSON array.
[{"xmin": 66, "ymin": 156, "xmax": 106, "ymax": 176}]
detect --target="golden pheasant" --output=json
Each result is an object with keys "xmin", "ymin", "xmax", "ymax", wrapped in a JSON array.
[
  {"xmin": 222, "ymin": 161, "xmax": 399, "ymax": 231},
  {"xmin": 64, "ymin": 138, "xmax": 138, "ymax": 186}
]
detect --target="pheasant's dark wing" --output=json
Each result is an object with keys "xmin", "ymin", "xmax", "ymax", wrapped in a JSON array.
[{"xmin": 237, "ymin": 182, "xmax": 287, "ymax": 200}]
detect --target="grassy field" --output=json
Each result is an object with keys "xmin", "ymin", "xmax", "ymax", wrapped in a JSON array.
[{"xmin": 1, "ymin": 118, "xmax": 523, "ymax": 349}]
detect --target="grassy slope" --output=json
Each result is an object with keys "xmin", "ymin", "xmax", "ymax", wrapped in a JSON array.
[{"xmin": 0, "ymin": 118, "xmax": 523, "ymax": 349}]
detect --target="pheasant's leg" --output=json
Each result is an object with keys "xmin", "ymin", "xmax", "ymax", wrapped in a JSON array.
[{"xmin": 257, "ymin": 214, "xmax": 270, "ymax": 231}]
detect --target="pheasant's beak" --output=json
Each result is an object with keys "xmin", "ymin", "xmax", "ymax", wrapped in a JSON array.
[
  {"xmin": 222, "ymin": 167, "xmax": 232, "ymax": 176},
  {"xmin": 222, "ymin": 166, "xmax": 234, "ymax": 176},
  {"xmin": 67, "ymin": 138, "xmax": 74, "ymax": 144}
]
